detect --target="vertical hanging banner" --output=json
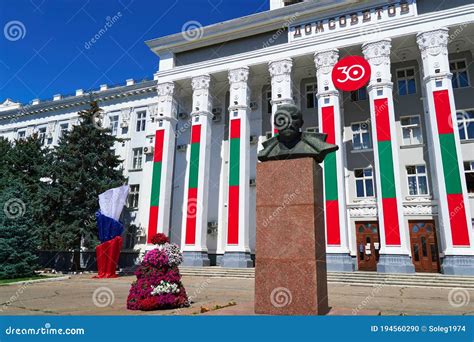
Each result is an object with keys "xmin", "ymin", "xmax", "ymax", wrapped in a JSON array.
[
  {"xmin": 228, "ymin": 118, "xmax": 241, "ymax": 244},
  {"xmin": 185, "ymin": 124, "xmax": 202, "ymax": 245},
  {"xmin": 148, "ymin": 129, "xmax": 165, "ymax": 243}
]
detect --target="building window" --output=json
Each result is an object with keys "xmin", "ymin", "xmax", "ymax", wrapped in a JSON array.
[
  {"xmin": 350, "ymin": 87, "xmax": 368, "ymax": 102},
  {"xmin": 450, "ymin": 59, "xmax": 470, "ymax": 89},
  {"xmin": 401, "ymin": 116, "xmax": 423, "ymax": 145},
  {"xmin": 128, "ymin": 184, "xmax": 140, "ymax": 208},
  {"xmin": 17, "ymin": 130, "xmax": 26, "ymax": 140},
  {"xmin": 355, "ymin": 168, "xmax": 374, "ymax": 198},
  {"xmin": 407, "ymin": 165, "xmax": 429, "ymax": 196},
  {"xmin": 59, "ymin": 123, "xmax": 69, "ymax": 139},
  {"xmin": 464, "ymin": 161, "xmax": 474, "ymax": 194},
  {"xmin": 266, "ymin": 90, "xmax": 272, "ymax": 114},
  {"xmin": 37, "ymin": 127, "xmax": 47, "ymax": 145},
  {"xmin": 109, "ymin": 115, "xmax": 119, "ymax": 136},
  {"xmin": 131, "ymin": 148, "xmax": 143, "ymax": 170},
  {"xmin": 396, "ymin": 68, "xmax": 416, "ymax": 96},
  {"xmin": 458, "ymin": 110, "xmax": 474, "ymax": 140},
  {"xmin": 352, "ymin": 122, "xmax": 372, "ymax": 150},
  {"xmin": 136, "ymin": 111, "xmax": 146, "ymax": 132},
  {"xmin": 305, "ymin": 83, "xmax": 317, "ymax": 109}
]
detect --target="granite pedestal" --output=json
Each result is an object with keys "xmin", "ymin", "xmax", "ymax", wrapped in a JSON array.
[{"xmin": 255, "ymin": 158, "xmax": 329, "ymax": 315}]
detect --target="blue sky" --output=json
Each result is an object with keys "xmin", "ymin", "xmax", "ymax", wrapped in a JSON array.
[{"xmin": 0, "ymin": 0, "xmax": 269, "ymax": 104}]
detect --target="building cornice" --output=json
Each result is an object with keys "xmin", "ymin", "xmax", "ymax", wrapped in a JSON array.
[
  {"xmin": 154, "ymin": 4, "xmax": 474, "ymax": 83},
  {"xmin": 0, "ymin": 80, "xmax": 157, "ymax": 121},
  {"xmin": 145, "ymin": 0, "xmax": 388, "ymax": 56}
]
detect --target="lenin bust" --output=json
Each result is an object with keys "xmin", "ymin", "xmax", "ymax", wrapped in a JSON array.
[{"xmin": 258, "ymin": 104, "xmax": 338, "ymax": 163}]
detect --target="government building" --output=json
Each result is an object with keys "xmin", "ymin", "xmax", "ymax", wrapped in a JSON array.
[{"xmin": 1, "ymin": 0, "xmax": 474, "ymax": 275}]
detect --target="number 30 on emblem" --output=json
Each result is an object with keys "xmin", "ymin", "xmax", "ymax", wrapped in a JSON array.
[{"xmin": 332, "ymin": 56, "xmax": 371, "ymax": 92}]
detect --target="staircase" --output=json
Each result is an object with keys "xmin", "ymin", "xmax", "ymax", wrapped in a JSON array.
[{"xmin": 179, "ymin": 267, "xmax": 474, "ymax": 289}]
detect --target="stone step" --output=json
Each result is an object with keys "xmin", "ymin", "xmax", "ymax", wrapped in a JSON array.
[{"xmin": 179, "ymin": 267, "xmax": 474, "ymax": 288}]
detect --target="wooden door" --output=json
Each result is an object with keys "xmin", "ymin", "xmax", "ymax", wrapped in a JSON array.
[
  {"xmin": 355, "ymin": 222, "xmax": 380, "ymax": 271},
  {"xmin": 409, "ymin": 221, "xmax": 440, "ymax": 273}
]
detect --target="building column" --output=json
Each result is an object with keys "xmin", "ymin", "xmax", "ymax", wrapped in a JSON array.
[
  {"xmin": 268, "ymin": 59, "xmax": 293, "ymax": 135},
  {"xmin": 314, "ymin": 49, "xmax": 354, "ymax": 271},
  {"xmin": 147, "ymin": 82, "xmax": 177, "ymax": 244},
  {"xmin": 180, "ymin": 75, "xmax": 213, "ymax": 266},
  {"xmin": 417, "ymin": 28, "xmax": 474, "ymax": 275},
  {"xmin": 221, "ymin": 67, "xmax": 253, "ymax": 268},
  {"xmin": 362, "ymin": 39, "xmax": 415, "ymax": 273}
]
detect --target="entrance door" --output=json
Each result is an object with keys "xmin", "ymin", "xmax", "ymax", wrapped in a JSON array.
[
  {"xmin": 355, "ymin": 222, "xmax": 380, "ymax": 271},
  {"xmin": 409, "ymin": 221, "xmax": 440, "ymax": 273}
]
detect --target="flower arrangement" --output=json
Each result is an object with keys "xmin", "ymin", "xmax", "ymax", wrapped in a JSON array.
[
  {"xmin": 151, "ymin": 233, "xmax": 170, "ymax": 245},
  {"xmin": 127, "ymin": 233, "xmax": 189, "ymax": 311}
]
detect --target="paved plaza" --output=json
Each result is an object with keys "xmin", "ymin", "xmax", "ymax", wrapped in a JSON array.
[{"xmin": 0, "ymin": 275, "xmax": 473, "ymax": 316}]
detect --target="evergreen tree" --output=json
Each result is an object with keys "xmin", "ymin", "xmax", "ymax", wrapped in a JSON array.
[
  {"xmin": 0, "ymin": 183, "xmax": 39, "ymax": 279},
  {"xmin": 0, "ymin": 137, "xmax": 12, "ymax": 191},
  {"xmin": 54, "ymin": 101, "xmax": 125, "ymax": 255}
]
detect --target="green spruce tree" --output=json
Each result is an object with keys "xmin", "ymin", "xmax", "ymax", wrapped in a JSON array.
[
  {"xmin": 54, "ymin": 101, "xmax": 125, "ymax": 260},
  {"xmin": 0, "ymin": 182, "xmax": 39, "ymax": 279}
]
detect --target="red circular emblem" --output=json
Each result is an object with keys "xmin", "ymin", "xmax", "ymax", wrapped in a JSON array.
[{"xmin": 332, "ymin": 56, "xmax": 371, "ymax": 92}]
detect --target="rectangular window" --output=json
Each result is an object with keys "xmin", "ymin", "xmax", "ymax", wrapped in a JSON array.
[
  {"xmin": 458, "ymin": 110, "xmax": 474, "ymax": 140},
  {"xmin": 450, "ymin": 59, "xmax": 470, "ymax": 89},
  {"xmin": 266, "ymin": 90, "xmax": 272, "ymax": 114},
  {"xmin": 355, "ymin": 167, "xmax": 374, "ymax": 198},
  {"xmin": 132, "ymin": 148, "xmax": 143, "ymax": 170},
  {"xmin": 407, "ymin": 165, "xmax": 429, "ymax": 196},
  {"xmin": 396, "ymin": 67, "xmax": 416, "ymax": 96},
  {"xmin": 109, "ymin": 115, "xmax": 119, "ymax": 136},
  {"xmin": 464, "ymin": 161, "xmax": 474, "ymax": 194},
  {"xmin": 37, "ymin": 127, "xmax": 47, "ymax": 145},
  {"xmin": 127, "ymin": 184, "xmax": 140, "ymax": 208},
  {"xmin": 350, "ymin": 87, "xmax": 368, "ymax": 102},
  {"xmin": 401, "ymin": 116, "xmax": 423, "ymax": 145},
  {"xmin": 17, "ymin": 130, "xmax": 26, "ymax": 140},
  {"xmin": 305, "ymin": 83, "xmax": 317, "ymax": 109},
  {"xmin": 59, "ymin": 123, "xmax": 69, "ymax": 140},
  {"xmin": 352, "ymin": 122, "xmax": 372, "ymax": 151},
  {"xmin": 136, "ymin": 111, "xmax": 146, "ymax": 132}
]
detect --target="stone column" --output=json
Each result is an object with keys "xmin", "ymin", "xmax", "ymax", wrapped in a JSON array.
[
  {"xmin": 268, "ymin": 59, "xmax": 293, "ymax": 135},
  {"xmin": 146, "ymin": 82, "xmax": 177, "ymax": 243},
  {"xmin": 221, "ymin": 67, "xmax": 253, "ymax": 267},
  {"xmin": 181, "ymin": 75, "xmax": 213, "ymax": 266},
  {"xmin": 314, "ymin": 49, "xmax": 354, "ymax": 271},
  {"xmin": 417, "ymin": 28, "xmax": 474, "ymax": 275},
  {"xmin": 362, "ymin": 39, "xmax": 414, "ymax": 273}
]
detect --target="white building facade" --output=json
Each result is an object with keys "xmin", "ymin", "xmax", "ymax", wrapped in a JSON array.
[{"xmin": 1, "ymin": 0, "xmax": 474, "ymax": 274}]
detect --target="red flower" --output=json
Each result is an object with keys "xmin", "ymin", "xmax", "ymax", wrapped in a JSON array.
[{"xmin": 151, "ymin": 233, "xmax": 170, "ymax": 245}]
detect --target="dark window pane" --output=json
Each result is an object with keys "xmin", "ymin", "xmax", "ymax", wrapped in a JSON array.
[
  {"xmin": 365, "ymin": 179, "xmax": 374, "ymax": 197},
  {"xmin": 421, "ymin": 237, "xmax": 427, "ymax": 257},
  {"xmin": 458, "ymin": 60, "xmax": 466, "ymax": 69},
  {"xmin": 407, "ymin": 68, "xmax": 415, "ymax": 77},
  {"xmin": 356, "ymin": 180, "xmax": 364, "ymax": 197},
  {"xmin": 459, "ymin": 126, "xmax": 466, "ymax": 140},
  {"xmin": 452, "ymin": 77, "xmax": 458, "ymax": 89},
  {"xmin": 355, "ymin": 169, "xmax": 363, "ymax": 178},
  {"xmin": 351, "ymin": 91, "xmax": 357, "ymax": 101},
  {"xmin": 307, "ymin": 93, "xmax": 314, "ymax": 108},
  {"xmin": 466, "ymin": 173, "xmax": 474, "ymax": 193},
  {"xmin": 413, "ymin": 244, "xmax": 420, "ymax": 261},
  {"xmin": 359, "ymin": 87, "xmax": 368, "ymax": 100},
  {"xmin": 397, "ymin": 70, "xmax": 405, "ymax": 78},
  {"xmin": 459, "ymin": 71, "xmax": 469, "ymax": 87},
  {"xmin": 430, "ymin": 244, "xmax": 438, "ymax": 262},
  {"xmin": 467, "ymin": 123, "xmax": 474, "ymax": 139},
  {"xmin": 398, "ymin": 81, "xmax": 407, "ymax": 96},
  {"xmin": 408, "ymin": 79, "xmax": 416, "ymax": 94}
]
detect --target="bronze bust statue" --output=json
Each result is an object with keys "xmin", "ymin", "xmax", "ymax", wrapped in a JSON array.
[{"xmin": 258, "ymin": 104, "xmax": 338, "ymax": 163}]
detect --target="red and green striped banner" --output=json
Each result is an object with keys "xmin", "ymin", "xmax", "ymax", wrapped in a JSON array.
[
  {"xmin": 227, "ymin": 118, "xmax": 241, "ymax": 245},
  {"xmin": 374, "ymin": 98, "xmax": 401, "ymax": 246},
  {"xmin": 147, "ymin": 129, "xmax": 165, "ymax": 243},
  {"xmin": 185, "ymin": 124, "xmax": 201, "ymax": 245},
  {"xmin": 433, "ymin": 90, "xmax": 470, "ymax": 246},
  {"xmin": 321, "ymin": 106, "xmax": 341, "ymax": 245}
]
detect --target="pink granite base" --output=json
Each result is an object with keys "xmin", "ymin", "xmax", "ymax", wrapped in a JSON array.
[{"xmin": 254, "ymin": 158, "xmax": 329, "ymax": 315}]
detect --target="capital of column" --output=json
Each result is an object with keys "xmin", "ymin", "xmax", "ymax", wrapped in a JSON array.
[
  {"xmin": 191, "ymin": 75, "xmax": 213, "ymax": 116},
  {"xmin": 228, "ymin": 67, "xmax": 250, "ymax": 111},
  {"xmin": 314, "ymin": 49, "xmax": 339, "ymax": 75},
  {"xmin": 362, "ymin": 39, "xmax": 392, "ymax": 90},
  {"xmin": 155, "ymin": 82, "xmax": 178, "ymax": 123},
  {"xmin": 416, "ymin": 28, "xmax": 451, "ymax": 80},
  {"xmin": 268, "ymin": 58, "xmax": 293, "ymax": 77}
]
